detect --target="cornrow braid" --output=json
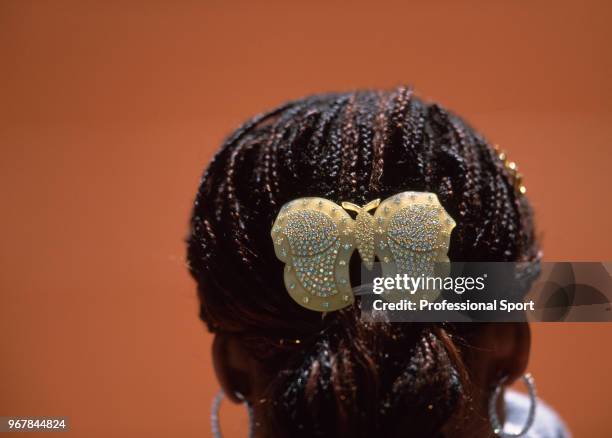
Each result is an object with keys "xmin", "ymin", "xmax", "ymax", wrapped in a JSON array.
[
  {"xmin": 187, "ymin": 88, "xmax": 539, "ymax": 437},
  {"xmin": 338, "ymin": 95, "xmax": 359, "ymax": 200}
]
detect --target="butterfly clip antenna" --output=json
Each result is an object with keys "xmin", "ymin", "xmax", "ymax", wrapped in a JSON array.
[{"xmin": 341, "ymin": 199, "xmax": 381, "ymax": 270}]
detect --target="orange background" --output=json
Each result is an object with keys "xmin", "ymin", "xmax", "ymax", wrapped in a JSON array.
[{"xmin": 1, "ymin": 1, "xmax": 611, "ymax": 437}]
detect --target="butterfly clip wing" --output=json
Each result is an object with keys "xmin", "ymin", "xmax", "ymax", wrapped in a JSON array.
[
  {"xmin": 373, "ymin": 192, "xmax": 456, "ymax": 302},
  {"xmin": 271, "ymin": 197, "xmax": 355, "ymax": 312}
]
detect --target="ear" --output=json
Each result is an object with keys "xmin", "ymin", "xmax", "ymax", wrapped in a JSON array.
[
  {"xmin": 486, "ymin": 322, "xmax": 531, "ymax": 384},
  {"xmin": 212, "ymin": 334, "xmax": 254, "ymax": 403}
]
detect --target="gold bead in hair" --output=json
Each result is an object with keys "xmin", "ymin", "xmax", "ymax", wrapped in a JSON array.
[
  {"xmin": 279, "ymin": 338, "xmax": 302, "ymax": 346},
  {"xmin": 494, "ymin": 145, "xmax": 527, "ymax": 195}
]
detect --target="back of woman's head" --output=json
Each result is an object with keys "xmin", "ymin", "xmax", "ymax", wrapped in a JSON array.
[{"xmin": 187, "ymin": 87, "xmax": 539, "ymax": 437}]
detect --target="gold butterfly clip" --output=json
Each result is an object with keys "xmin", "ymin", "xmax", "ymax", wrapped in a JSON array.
[{"xmin": 271, "ymin": 192, "xmax": 456, "ymax": 312}]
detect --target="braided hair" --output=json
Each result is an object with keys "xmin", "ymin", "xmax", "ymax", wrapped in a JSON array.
[{"xmin": 187, "ymin": 87, "xmax": 539, "ymax": 437}]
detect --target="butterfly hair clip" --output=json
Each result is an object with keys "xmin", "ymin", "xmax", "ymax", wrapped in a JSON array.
[{"xmin": 271, "ymin": 192, "xmax": 456, "ymax": 312}]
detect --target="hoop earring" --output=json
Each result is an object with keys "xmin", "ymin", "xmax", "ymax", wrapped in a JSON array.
[
  {"xmin": 211, "ymin": 390, "xmax": 254, "ymax": 438},
  {"xmin": 488, "ymin": 373, "xmax": 537, "ymax": 437}
]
